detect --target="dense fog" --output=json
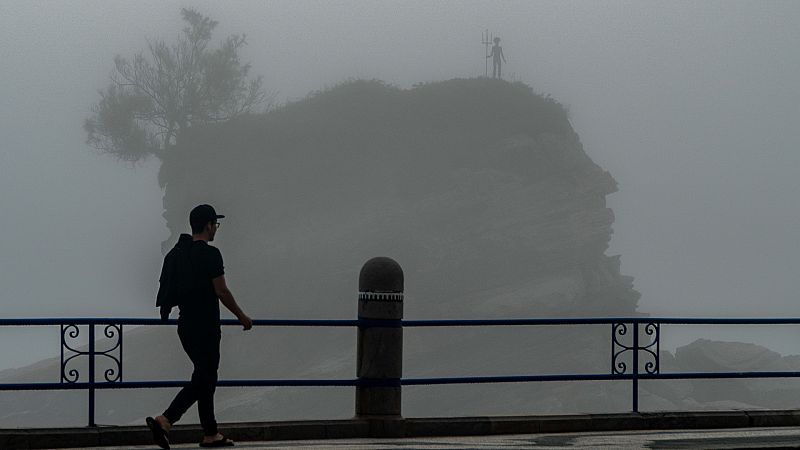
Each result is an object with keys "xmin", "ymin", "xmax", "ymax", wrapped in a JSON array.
[{"xmin": 1, "ymin": 0, "xmax": 799, "ymax": 405}]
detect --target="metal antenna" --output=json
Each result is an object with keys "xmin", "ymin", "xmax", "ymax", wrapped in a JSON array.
[{"xmin": 481, "ymin": 29, "xmax": 493, "ymax": 78}]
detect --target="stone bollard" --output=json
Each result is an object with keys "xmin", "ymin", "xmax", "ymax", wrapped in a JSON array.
[{"xmin": 356, "ymin": 256, "xmax": 404, "ymax": 419}]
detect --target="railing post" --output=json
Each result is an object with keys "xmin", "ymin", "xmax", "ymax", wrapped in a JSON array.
[
  {"xmin": 632, "ymin": 320, "xmax": 639, "ymax": 413},
  {"xmin": 356, "ymin": 257, "xmax": 404, "ymax": 418},
  {"xmin": 88, "ymin": 322, "xmax": 96, "ymax": 427}
]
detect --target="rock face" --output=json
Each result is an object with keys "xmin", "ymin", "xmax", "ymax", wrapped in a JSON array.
[
  {"xmin": 665, "ymin": 340, "xmax": 800, "ymax": 409},
  {"xmin": 159, "ymin": 78, "xmax": 639, "ymax": 319},
  {"xmin": 1, "ymin": 78, "xmax": 644, "ymax": 426}
]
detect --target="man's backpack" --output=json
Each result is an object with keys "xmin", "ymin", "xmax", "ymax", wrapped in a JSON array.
[{"xmin": 156, "ymin": 234, "xmax": 194, "ymax": 320}]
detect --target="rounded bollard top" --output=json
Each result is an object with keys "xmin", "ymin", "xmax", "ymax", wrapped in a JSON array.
[{"xmin": 359, "ymin": 257, "xmax": 404, "ymax": 293}]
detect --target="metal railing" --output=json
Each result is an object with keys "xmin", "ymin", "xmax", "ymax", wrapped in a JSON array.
[{"xmin": 2, "ymin": 316, "xmax": 800, "ymax": 427}]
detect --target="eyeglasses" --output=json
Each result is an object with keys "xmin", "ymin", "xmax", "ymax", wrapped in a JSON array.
[{"xmin": 214, "ymin": 222, "xmax": 221, "ymax": 228}]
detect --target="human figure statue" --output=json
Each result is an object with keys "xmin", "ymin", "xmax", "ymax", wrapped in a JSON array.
[
  {"xmin": 147, "ymin": 204, "xmax": 253, "ymax": 449},
  {"xmin": 487, "ymin": 36, "xmax": 506, "ymax": 79}
]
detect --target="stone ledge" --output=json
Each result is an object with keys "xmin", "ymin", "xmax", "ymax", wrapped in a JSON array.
[{"xmin": 2, "ymin": 410, "xmax": 800, "ymax": 449}]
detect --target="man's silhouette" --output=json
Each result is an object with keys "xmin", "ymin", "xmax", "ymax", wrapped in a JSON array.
[
  {"xmin": 147, "ymin": 204, "xmax": 253, "ymax": 449},
  {"xmin": 487, "ymin": 36, "xmax": 506, "ymax": 79}
]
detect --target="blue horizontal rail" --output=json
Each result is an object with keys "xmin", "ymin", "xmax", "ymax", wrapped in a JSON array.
[
  {"xmin": 7, "ymin": 370, "xmax": 800, "ymax": 391},
  {"xmin": 403, "ymin": 371, "xmax": 800, "ymax": 386},
  {"xmin": 2, "ymin": 316, "xmax": 800, "ymax": 426},
  {"xmin": 0, "ymin": 318, "xmax": 361, "ymax": 327},
  {"xmin": 0, "ymin": 379, "xmax": 365, "ymax": 390},
  {"xmin": 4, "ymin": 316, "xmax": 800, "ymax": 326},
  {"xmin": 403, "ymin": 317, "xmax": 800, "ymax": 326}
]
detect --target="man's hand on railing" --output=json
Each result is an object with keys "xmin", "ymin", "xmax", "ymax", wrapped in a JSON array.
[{"xmin": 239, "ymin": 314, "xmax": 253, "ymax": 331}]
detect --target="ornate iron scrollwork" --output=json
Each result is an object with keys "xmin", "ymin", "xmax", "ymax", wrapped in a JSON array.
[
  {"xmin": 60, "ymin": 323, "xmax": 123, "ymax": 383},
  {"xmin": 611, "ymin": 323, "xmax": 630, "ymax": 374},
  {"xmin": 99, "ymin": 324, "xmax": 123, "ymax": 382},
  {"xmin": 611, "ymin": 322, "xmax": 659, "ymax": 375},
  {"xmin": 61, "ymin": 324, "xmax": 86, "ymax": 383},
  {"xmin": 641, "ymin": 322, "xmax": 659, "ymax": 374}
]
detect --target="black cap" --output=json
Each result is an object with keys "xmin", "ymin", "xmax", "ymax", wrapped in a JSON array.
[{"xmin": 190, "ymin": 204, "xmax": 225, "ymax": 230}]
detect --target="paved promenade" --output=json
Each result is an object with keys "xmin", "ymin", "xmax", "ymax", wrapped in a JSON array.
[
  {"xmin": 8, "ymin": 411, "xmax": 800, "ymax": 449},
  {"xmin": 54, "ymin": 427, "xmax": 800, "ymax": 449}
]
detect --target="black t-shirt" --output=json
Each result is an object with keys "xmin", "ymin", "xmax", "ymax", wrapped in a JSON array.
[{"xmin": 178, "ymin": 240, "xmax": 224, "ymax": 325}]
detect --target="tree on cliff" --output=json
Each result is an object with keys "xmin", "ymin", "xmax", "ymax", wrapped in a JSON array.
[{"xmin": 84, "ymin": 8, "xmax": 267, "ymax": 163}]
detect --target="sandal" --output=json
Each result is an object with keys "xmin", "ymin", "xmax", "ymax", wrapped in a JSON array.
[
  {"xmin": 146, "ymin": 416, "xmax": 170, "ymax": 450},
  {"xmin": 199, "ymin": 436, "xmax": 235, "ymax": 447}
]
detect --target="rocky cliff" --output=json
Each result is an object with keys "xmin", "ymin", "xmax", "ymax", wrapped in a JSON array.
[{"xmin": 159, "ymin": 78, "xmax": 639, "ymax": 319}]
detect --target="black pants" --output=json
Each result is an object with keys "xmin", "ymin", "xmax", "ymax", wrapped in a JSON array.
[{"xmin": 163, "ymin": 323, "xmax": 221, "ymax": 436}]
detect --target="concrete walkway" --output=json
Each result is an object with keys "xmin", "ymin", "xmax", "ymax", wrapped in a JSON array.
[
  {"xmin": 8, "ymin": 411, "xmax": 800, "ymax": 449},
  {"xmin": 46, "ymin": 427, "xmax": 800, "ymax": 449}
]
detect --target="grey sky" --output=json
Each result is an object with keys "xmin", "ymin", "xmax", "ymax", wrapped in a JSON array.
[{"xmin": 1, "ymin": 1, "xmax": 799, "ymax": 367}]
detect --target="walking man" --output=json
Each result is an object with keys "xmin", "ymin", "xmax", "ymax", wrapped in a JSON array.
[{"xmin": 148, "ymin": 204, "xmax": 253, "ymax": 449}]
